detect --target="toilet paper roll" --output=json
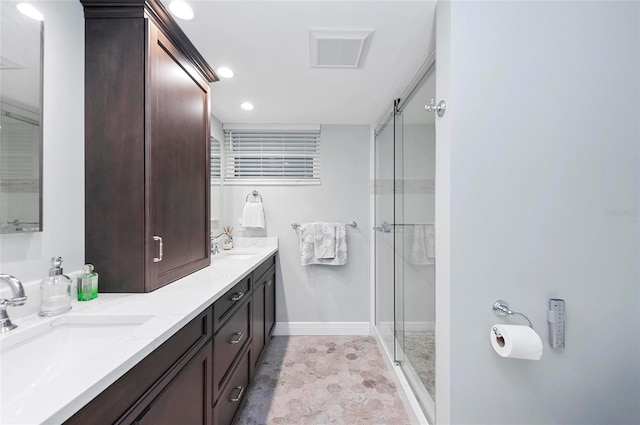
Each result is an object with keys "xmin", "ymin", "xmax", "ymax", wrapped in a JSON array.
[{"xmin": 490, "ymin": 324, "xmax": 543, "ymax": 360}]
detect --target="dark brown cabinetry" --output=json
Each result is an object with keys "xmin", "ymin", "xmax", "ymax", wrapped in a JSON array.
[
  {"xmin": 251, "ymin": 256, "xmax": 276, "ymax": 375},
  {"xmin": 65, "ymin": 308, "xmax": 213, "ymax": 425},
  {"xmin": 213, "ymin": 346, "xmax": 252, "ymax": 425},
  {"xmin": 125, "ymin": 342, "xmax": 212, "ymax": 425},
  {"xmin": 212, "ymin": 254, "xmax": 277, "ymax": 425},
  {"xmin": 213, "ymin": 294, "xmax": 251, "ymax": 401},
  {"xmin": 81, "ymin": 0, "xmax": 218, "ymax": 293},
  {"xmin": 211, "ymin": 274, "xmax": 253, "ymax": 425},
  {"xmin": 66, "ymin": 255, "xmax": 277, "ymax": 425}
]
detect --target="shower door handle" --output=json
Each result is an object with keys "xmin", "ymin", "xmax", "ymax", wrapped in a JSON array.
[{"xmin": 373, "ymin": 223, "xmax": 393, "ymax": 233}]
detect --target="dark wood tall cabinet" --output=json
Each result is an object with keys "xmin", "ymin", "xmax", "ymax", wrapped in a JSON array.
[{"xmin": 81, "ymin": 0, "xmax": 218, "ymax": 292}]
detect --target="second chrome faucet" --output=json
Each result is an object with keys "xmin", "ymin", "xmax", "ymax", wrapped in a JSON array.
[{"xmin": 0, "ymin": 274, "xmax": 27, "ymax": 332}]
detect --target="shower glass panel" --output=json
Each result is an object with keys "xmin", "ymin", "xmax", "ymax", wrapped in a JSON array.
[
  {"xmin": 374, "ymin": 104, "xmax": 396, "ymax": 356},
  {"xmin": 374, "ymin": 65, "xmax": 436, "ymax": 422},
  {"xmin": 396, "ymin": 69, "xmax": 436, "ymax": 417}
]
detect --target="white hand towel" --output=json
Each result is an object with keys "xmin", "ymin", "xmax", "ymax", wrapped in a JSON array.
[
  {"xmin": 241, "ymin": 202, "xmax": 265, "ymax": 228},
  {"xmin": 312, "ymin": 222, "xmax": 336, "ymax": 259},
  {"xmin": 300, "ymin": 223, "xmax": 347, "ymax": 266}
]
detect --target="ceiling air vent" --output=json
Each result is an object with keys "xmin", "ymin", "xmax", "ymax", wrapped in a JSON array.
[{"xmin": 309, "ymin": 29, "xmax": 374, "ymax": 69}]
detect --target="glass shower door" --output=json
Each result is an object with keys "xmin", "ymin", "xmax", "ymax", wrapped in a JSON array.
[
  {"xmin": 374, "ymin": 104, "xmax": 396, "ymax": 355},
  {"xmin": 374, "ymin": 66, "xmax": 436, "ymax": 422},
  {"xmin": 396, "ymin": 69, "xmax": 436, "ymax": 419}
]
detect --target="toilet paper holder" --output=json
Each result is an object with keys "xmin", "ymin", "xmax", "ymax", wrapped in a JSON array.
[{"xmin": 492, "ymin": 300, "xmax": 533, "ymax": 337}]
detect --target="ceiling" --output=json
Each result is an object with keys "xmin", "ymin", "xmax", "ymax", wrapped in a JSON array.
[{"xmin": 167, "ymin": 1, "xmax": 437, "ymax": 125}]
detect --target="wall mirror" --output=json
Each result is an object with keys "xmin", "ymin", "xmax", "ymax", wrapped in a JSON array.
[
  {"xmin": 0, "ymin": 3, "xmax": 44, "ymax": 233},
  {"xmin": 210, "ymin": 136, "xmax": 222, "ymax": 228}
]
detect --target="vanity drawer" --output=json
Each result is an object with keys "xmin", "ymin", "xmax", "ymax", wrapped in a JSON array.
[
  {"xmin": 213, "ymin": 276, "xmax": 251, "ymax": 331},
  {"xmin": 213, "ymin": 346, "xmax": 251, "ymax": 425},
  {"xmin": 213, "ymin": 299, "xmax": 250, "ymax": 401}
]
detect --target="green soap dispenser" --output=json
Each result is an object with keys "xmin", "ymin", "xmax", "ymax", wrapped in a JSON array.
[
  {"xmin": 39, "ymin": 257, "xmax": 72, "ymax": 316},
  {"xmin": 77, "ymin": 264, "xmax": 98, "ymax": 301}
]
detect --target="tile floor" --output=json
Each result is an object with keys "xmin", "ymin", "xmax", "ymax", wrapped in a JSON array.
[{"xmin": 236, "ymin": 336, "xmax": 413, "ymax": 425}]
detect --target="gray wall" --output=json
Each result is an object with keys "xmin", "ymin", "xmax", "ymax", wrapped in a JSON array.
[
  {"xmin": 438, "ymin": 1, "xmax": 640, "ymax": 424},
  {"xmin": 223, "ymin": 125, "xmax": 371, "ymax": 327},
  {"xmin": 0, "ymin": 2, "xmax": 84, "ymax": 286}
]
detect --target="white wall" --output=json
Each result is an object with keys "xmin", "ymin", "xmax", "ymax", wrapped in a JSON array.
[
  {"xmin": 0, "ymin": 2, "xmax": 84, "ymax": 309},
  {"xmin": 437, "ymin": 1, "xmax": 640, "ymax": 424},
  {"xmin": 222, "ymin": 125, "xmax": 370, "ymax": 331}
]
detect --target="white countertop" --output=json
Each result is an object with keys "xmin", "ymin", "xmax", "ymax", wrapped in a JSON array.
[{"xmin": 0, "ymin": 237, "xmax": 278, "ymax": 425}]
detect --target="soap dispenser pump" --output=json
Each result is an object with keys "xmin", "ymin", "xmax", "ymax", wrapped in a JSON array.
[{"xmin": 39, "ymin": 256, "xmax": 72, "ymax": 316}]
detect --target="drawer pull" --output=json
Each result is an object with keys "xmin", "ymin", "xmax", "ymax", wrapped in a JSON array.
[
  {"xmin": 230, "ymin": 291, "xmax": 245, "ymax": 301},
  {"xmin": 229, "ymin": 386, "xmax": 245, "ymax": 402},
  {"xmin": 229, "ymin": 331, "xmax": 244, "ymax": 344}
]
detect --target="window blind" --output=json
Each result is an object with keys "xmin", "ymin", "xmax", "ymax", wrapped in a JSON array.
[
  {"xmin": 210, "ymin": 137, "xmax": 221, "ymax": 181},
  {"xmin": 223, "ymin": 128, "xmax": 320, "ymax": 184},
  {"xmin": 0, "ymin": 115, "xmax": 39, "ymax": 180}
]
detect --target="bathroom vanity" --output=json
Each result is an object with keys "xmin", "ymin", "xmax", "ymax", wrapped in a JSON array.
[{"xmin": 0, "ymin": 240, "xmax": 278, "ymax": 425}]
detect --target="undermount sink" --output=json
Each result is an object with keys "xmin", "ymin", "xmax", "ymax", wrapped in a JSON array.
[
  {"xmin": 0, "ymin": 314, "xmax": 153, "ymax": 408},
  {"xmin": 223, "ymin": 254, "xmax": 256, "ymax": 260},
  {"xmin": 214, "ymin": 250, "xmax": 258, "ymax": 261}
]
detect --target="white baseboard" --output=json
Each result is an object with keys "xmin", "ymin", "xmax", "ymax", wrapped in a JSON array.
[
  {"xmin": 378, "ymin": 321, "xmax": 435, "ymax": 332},
  {"xmin": 273, "ymin": 321, "xmax": 371, "ymax": 336}
]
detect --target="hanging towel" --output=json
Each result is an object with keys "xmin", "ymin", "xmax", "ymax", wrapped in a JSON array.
[
  {"xmin": 300, "ymin": 223, "xmax": 347, "ymax": 266},
  {"xmin": 410, "ymin": 224, "xmax": 435, "ymax": 265},
  {"xmin": 312, "ymin": 222, "xmax": 336, "ymax": 259},
  {"xmin": 241, "ymin": 202, "xmax": 266, "ymax": 228}
]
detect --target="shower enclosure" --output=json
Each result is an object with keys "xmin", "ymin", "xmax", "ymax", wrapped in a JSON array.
[{"xmin": 374, "ymin": 63, "xmax": 436, "ymax": 422}]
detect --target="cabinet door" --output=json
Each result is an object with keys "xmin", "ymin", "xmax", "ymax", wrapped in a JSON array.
[
  {"xmin": 133, "ymin": 341, "xmax": 212, "ymax": 425},
  {"xmin": 265, "ymin": 267, "xmax": 276, "ymax": 339},
  {"xmin": 251, "ymin": 281, "xmax": 265, "ymax": 374},
  {"xmin": 148, "ymin": 23, "xmax": 210, "ymax": 290}
]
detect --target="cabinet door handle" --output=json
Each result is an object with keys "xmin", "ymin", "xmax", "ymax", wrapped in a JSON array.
[
  {"xmin": 267, "ymin": 280, "xmax": 272, "ymax": 286},
  {"xmin": 229, "ymin": 386, "xmax": 245, "ymax": 402},
  {"xmin": 230, "ymin": 291, "xmax": 244, "ymax": 301},
  {"xmin": 152, "ymin": 236, "xmax": 163, "ymax": 263},
  {"xmin": 229, "ymin": 331, "xmax": 244, "ymax": 344}
]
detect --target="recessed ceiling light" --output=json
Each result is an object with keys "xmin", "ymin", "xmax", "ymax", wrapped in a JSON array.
[
  {"xmin": 217, "ymin": 67, "xmax": 234, "ymax": 79},
  {"xmin": 240, "ymin": 102, "xmax": 254, "ymax": 111},
  {"xmin": 169, "ymin": 0, "xmax": 194, "ymax": 20},
  {"xmin": 17, "ymin": 3, "xmax": 44, "ymax": 21}
]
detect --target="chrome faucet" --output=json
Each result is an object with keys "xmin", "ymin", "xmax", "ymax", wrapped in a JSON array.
[
  {"xmin": 0, "ymin": 274, "xmax": 27, "ymax": 332},
  {"xmin": 210, "ymin": 232, "xmax": 228, "ymax": 255}
]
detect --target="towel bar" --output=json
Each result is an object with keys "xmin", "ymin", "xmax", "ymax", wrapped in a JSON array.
[{"xmin": 291, "ymin": 221, "xmax": 357, "ymax": 229}]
